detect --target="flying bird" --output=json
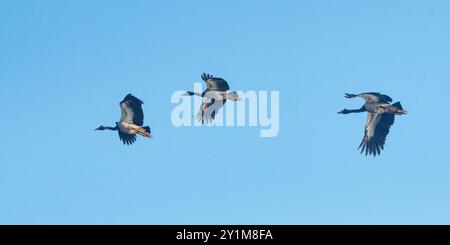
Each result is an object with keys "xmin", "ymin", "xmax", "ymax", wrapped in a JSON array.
[
  {"xmin": 183, "ymin": 73, "xmax": 240, "ymax": 124},
  {"xmin": 338, "ymin": 92, "xmax": 407, "ymax": 156},
  {"xmin": 96, "ymin": 94, "xmax": 151, "ymax": 145}
]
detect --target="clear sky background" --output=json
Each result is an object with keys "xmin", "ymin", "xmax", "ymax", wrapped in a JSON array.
[{"xmin": 1, "ymin": 0, "xmax": 449, "ymax": 224}]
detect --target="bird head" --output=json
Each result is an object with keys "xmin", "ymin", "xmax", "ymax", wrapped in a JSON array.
[
  {"xmin": 226, "ymin": 91, "xmax": 241, "ymax": 101},
  {"xmin": 95, "ymin": 125, "xmax": 105, "ymax": 130},
  {"xmin": 338, "ymin": 109, "xmax": 349, "ymax": 114}
]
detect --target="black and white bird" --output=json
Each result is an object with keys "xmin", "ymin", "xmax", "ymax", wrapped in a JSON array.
[
  {"xmin": 183, "ymin": 73, "xmax": 240, "ymax": 124},
  {"xmin": 338, "ymin": 92, "xmax": 407, "ymax": 156},
  {"xmin": 96, "ymin": 94, "xmax": 151, "ymax": 145}
]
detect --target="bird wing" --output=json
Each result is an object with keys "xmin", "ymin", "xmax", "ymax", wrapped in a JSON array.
[
  {"xmin": 207, "ymin": 78, "xmax": 230, "ymax": 91},
  {"xmin": 201, "ymin": 73, "xmax": 230, "ymax": 91},
  {"xmin": 358, "ymin": 112, "xmax": 395, "ymax": 156},
  {"xmin": 118, "ymin": 130, "xmax": 136, "ymax": 145},
  {"xmin": 197, "ymin": 94, "xmax": 226, "ymax": 124},
  {"xmin": 360, "ymin": 93, "xmax": 393, "ymax": 103},
  {"xmin": 119, "ymin": 94, "xmax": 144, "ymax": 126}
]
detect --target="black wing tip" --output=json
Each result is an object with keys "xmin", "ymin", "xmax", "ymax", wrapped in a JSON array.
[
  {"xmin": 370, "ymin": 92, "xmax": 393, "ymax": 102},
  {"xmin": 384, "ymin": 94, "xmax": 393, "ymax": 102},
  {"xmin": 119, "ymin": 132, "xmax": 137, "ymax": 145},
  {"xmin": 122, "ymin": 139, "xmax": 136, "ymax": 145},
  {"xmin": 122, "ymin": 93, "xmax": 143, "ymax": 105},
  {"xmin": 392, "ymin": 101, "xmax": 403, "ymax": 110},
  {"xmin": 356, "ymin": 92, "xmax": 392, "ymax": 102},
  {"xmin": 121, "ymin": 93, "xmax": 132, "ymax": 101},
  {"xmin": 358, "ymin": 137, "xmax": 383, "ymax": 157},
  {"xmin": 201, "ymin": 73, "xmax": 214, "ymax": 81},
  {"xmin": 142, "ymin": 126, "xmax": 151, "ymax": 134},
  {"xmin": 123, "ymin": 93, "xmax": 134, "ymax": 100}
]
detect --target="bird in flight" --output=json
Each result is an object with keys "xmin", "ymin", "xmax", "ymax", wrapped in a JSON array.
[
  {"xmin": 96, "ymin": 94, "xmax": 151, "ymax": 145},
  {"xmin": 183, "ymin": 73, "xmax": 240, "ymax": 124},
  {"xmin": 338, "ymin": 92, "xmax": 407, "ymax": 156}
]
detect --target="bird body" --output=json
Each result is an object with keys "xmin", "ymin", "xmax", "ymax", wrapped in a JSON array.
[
  {"xmin": 117, "ymin": 122, "xmax": 151, "ymax": 137},
  {"xmin": 201, "ymin": 73, "xmax": 230, "ymax": 92},
  {"xmin": 96, "ymin": 94, "xmax": 151, "ymax": 145},
  {"xmin": 184, "ymin": 73, "xmax": 240, "ymax": 124},
  {"xmin": 362, "ymin": 102, "xmax": 405, "ymax": 116},
  {"xmin": 339, "ymin": 92, "xmax": 407, "ymax": 156}
]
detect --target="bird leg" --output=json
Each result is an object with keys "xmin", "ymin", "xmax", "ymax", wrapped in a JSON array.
[
  {"xmin": 136, "ymin": 128, "xmax": 151, "ymax": 137},
  {"xmin": 393, "ymin": 109, "xmax": 407, "ymax": 115},
  {"xmin": 196, "ymin": 100, "xmax": 209, "ymax": 123},
  {"xmin": 182, "ymin": 91, "xmax": 202, "ymax": 97},
  {"xmin": 225, "ymin": 91, "xmax": 241, "ymax": 101},
  {"xmin": 381, "ymin": 104, "xmax": 408, "ymax": 115},
  {"xmin": 128, "ymin": 124, "xmax": 151, "ymax": 137}
]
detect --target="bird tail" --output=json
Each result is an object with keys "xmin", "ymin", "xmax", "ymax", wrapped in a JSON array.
[
  {"xmin": 137, "ymin": 126, "xmax": 151, "ymax": 137},
  {"xmin": 344, "ymin": 93, "xmax": 358, "ymax": 98},
  {"xmin": 201, "ymin": 73, "xmax": 214, "ymax": 81},
  {"xmin": 392, "ymin": 102, "xmax": 403, "ymax": 110},
  {"xmin": 390, "ymin": 102, "xmax": 407, "ymax": 115}
]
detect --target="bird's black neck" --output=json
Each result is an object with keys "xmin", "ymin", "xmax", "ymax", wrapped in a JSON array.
[
  {"xmin": 105, "ymin": 126, "xmax": 118, "ymax": 131},
  {"xmin": 347, "ymin": 107, "xmax": 366, "ymax": 113},
  {"xmin": 341, "ymin": 106, "xmax": 366, "ymax": 114},
  {"xmin": 186, "ymin": 91, "xmax": 203, "ymax": 97}
]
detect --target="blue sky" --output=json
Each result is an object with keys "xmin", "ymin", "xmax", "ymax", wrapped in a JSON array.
[{"xmin": 1, "ymin": 0, "xmax": 449, "ymax": 224}]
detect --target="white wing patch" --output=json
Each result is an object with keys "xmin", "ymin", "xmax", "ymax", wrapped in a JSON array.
[
  {"xmin": 197, "ymin": 92, "xmax": 226, "ymax": 124},
  {"xmin": 359, "ymin": 94, "xmax": 380, "ymax": 103},
  {"xmin": 364, "ymin": 113, "xmax": 382, "ymax": 138},
  {"xmin": 120, "ymin": 102, "xmax": 135, "ymax": 124}
]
